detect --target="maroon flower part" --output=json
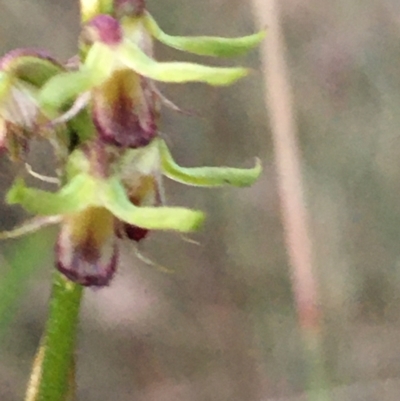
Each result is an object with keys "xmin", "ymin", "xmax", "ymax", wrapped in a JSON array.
[
  {"xmin": 115, "ymin": 172, "xmax": 161, "ymax": 242},
  {"xmin": 56, "ymin": 207, "xmax": 118, "ymax": 287},
  {"xmin": 123, "ymin": 224, "xmax": 148, "ymax": 241},
  {"xmin": 116, "ymin": 221, "xmax": 149, "ymax": 242},
  {"xmin": 92, "ymin": 69, "xmax": 159, "ymax": 148}
]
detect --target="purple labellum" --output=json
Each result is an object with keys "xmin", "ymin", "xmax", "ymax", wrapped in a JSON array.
[
  {"xmin": 86, "ymin": 15, "xmax": 123, "ymax": 46},
  {"xmin": 93, "ymin": 96, "xmax": 156, "ymax": 148},
  {"xmin": 56, "ymin": 235, "xmax": 118, "ymax": 287},
  {"xmin": 56, "ymin": 208, "xmax": 119, "ymax": 287},
  {"xmin": 93, "ymin": 71, "xmax": 159, "ymax": 148},
  {"xmin": 57, "ymin": 248, "xmax": 118, "ymax": 287}
]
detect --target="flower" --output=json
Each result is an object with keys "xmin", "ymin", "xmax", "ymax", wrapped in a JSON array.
[
  {"xmin": 56, "ymin": 206, "xmax": 118, "ymax": 286},
  {"xmin": 0, "ymin": 49, "xmax": 63, "ymax": 160},
  {"xmin": 38, "ymin": 13, "xmax": 265, "ymax": 150},
  {"xmin": 5, "ymin": 137, "xmax": 260, "ymax": 286}
]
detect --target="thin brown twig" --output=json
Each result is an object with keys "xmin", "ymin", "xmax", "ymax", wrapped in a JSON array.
[{"xmin": 250, "ymin": 0, "xmax": 329, "ymax": 397}]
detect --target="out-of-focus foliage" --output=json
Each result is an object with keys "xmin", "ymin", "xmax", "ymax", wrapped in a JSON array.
[{"xmin": 2, "ymin": 0, "xmax": 400, "ymax": 400}]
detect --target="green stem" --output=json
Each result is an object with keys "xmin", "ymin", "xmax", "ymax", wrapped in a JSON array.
[
  {"xmin": 24, "ymin": 272, "xmax": 83, "ymax": 401},
  {"xmin": 25, "ymin": 2, "xmax": 111, "ymax": 400}
]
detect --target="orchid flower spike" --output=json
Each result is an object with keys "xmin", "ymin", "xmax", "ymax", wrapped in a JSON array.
[{"xmin": 0, "ymin": 1, "xmax": 264, "ymax": 286}]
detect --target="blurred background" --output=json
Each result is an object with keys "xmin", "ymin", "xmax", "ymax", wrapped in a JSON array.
[{"xmin": 1, "ymin": 0, "xmax": 400, "ymax": 400}]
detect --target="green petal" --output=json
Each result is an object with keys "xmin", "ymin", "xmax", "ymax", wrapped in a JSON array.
[
  {"xmin": 119, "ymin": 40, "xmax": 248, "ymax": 85},
  {"xmin": 143, "ymin": 13, "xmax": 266, "ymax": 57},
  {"xmin": 39, "ymin": 70, "xmax": 95, "ymax": 112},
  {"xmin": 6, "ymin": 174, "xmax": 98, "ymax": 215},
  {"xmin": 3, "ymin": 55, "xmax": 63, "ymax": 87},
  {"xmin": 159, "ymin": 139, "xmax": 262, "ymax": 187},
  {"xmin": 100, "ymin": 177, "xmax": 205, "ymax": 232}
]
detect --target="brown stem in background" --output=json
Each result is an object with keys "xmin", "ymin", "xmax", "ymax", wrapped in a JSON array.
[{"xmin": 251, "ymin": 0, "xmax": 329, "ymax": 398}]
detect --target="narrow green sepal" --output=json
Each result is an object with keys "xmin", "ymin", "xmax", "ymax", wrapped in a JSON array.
[
  {"xmin": 159, "ymin": 139, "xmax": 262, "ymax": 187},
  {"xmin": 144, "ymin": 13, "xmax": 266, "ymax": 57},
  {"xmin": 6, "ymin": 174, "xmax": 98, "ymax": 215},
  {"xmin": 39, "ymin": 70, "xmax": 95, "ymax": 112},
  {"xmin": 119, "ymin": 40, "xmax": 248, "ymax": 85},
  {"xmin": 100, "ymin": 177, "xmax": 205, "ymax": 232}
]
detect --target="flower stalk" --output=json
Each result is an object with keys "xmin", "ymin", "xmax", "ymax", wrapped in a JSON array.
[{"xmin": 25, "ymin": 273, "xmax": 83, "ymax": 401}]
